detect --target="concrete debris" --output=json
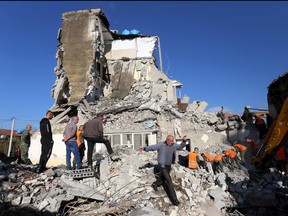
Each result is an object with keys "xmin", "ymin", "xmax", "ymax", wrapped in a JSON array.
[
  {"xmin": 1, "ymin": 145, "xmax": 288, "ymax": 216},
  {"xmin": 3, "ymin": 8, "xmax": 286, "ymax": 216}
]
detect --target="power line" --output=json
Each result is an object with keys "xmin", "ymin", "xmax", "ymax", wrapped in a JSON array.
[{"xmin": 15, "ymin": 118, "xmax": 39, "ymax": 122}]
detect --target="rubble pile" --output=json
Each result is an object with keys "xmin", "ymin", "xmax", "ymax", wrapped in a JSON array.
[
  {"xmin": 1, "ymin": 145, "xmax": 288, "ymax": 216},
  {"xmin": 76, "ymin": 79, "xmax": 238, "ymax": 137}
]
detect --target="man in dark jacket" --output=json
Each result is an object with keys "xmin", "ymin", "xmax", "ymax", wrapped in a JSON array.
[
  {"xmin": 36, "ymin": 110, "xmax": 54, "ymax": 173},
  {"xmin": 82, "ymin": 113, "xmax": 114, "ymax": 167},
  {"xmin": 138, "ymin": 135, "xmax": 187, "ymax": 206}
]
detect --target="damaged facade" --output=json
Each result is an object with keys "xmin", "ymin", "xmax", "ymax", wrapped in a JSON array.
[
  {"xmin": 27, "ymin": 8, "xmax": 261, "ymax": 164},
  {"xmin": 1, "ymin": 8, "xmax": 288, "ymax": 216},
  {"xmin": 46, "ymin": 8, "xmax": 230, "ymax": 154}
]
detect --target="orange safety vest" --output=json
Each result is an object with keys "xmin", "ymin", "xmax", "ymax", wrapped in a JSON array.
[
  {"xmin": 234, "ymin": 144, "xmax": 247, "ymax": 152},
  {"xmin": 76, "ymin": 130, "xmax": 83, "ymax": 146},
  {"xmin": 224, "ymin": 149, "xmax": 237, "ymax": 159},
  {"xmin": 188, "ymin": 152, "xmax": 198, "ymax": 169},
  {"xmin": 215, "ymin": 154, "xmax": 223, "ymax": 162},
  {"xmin": 203, "ymin": 153, "xmax": 215, "ymax": 162},
  {"xmin": 276, "ymin": 147, "xmax": 286, "ymax": 161}
]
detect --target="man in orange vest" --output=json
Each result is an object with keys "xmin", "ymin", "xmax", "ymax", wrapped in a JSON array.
[
  {"xmin": 188, "ymin": 147, "xmax": 200, "ymax": 169},
  {"xmin": 201, "ymin": 153, "xmax": 215, "ymax": 175},
  {"xmin": 275, "ymin": 145, "xmax": 287, "ymax": 173},
  {"xmin": 223, "ymin": 149, "xmax": 241, "ymax": 169},
  {"xmin": 213, "ymin": 153, "xmax": 224, "ymax": 173},
  {"xmin": 233, "ymin": 143, "xmax": 247, "ymax": 161}
]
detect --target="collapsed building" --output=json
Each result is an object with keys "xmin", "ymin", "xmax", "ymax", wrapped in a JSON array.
[
  {"xmin": 47, "ymin": 8, "xmax": 232, "ymax": 151},
  {"xmin": 28, "ymin": 7, "xmax": 249, "ymax": 168},
  {"xmin": 2, "ymin": 8, "xmax": 287, "ymax": 216}
]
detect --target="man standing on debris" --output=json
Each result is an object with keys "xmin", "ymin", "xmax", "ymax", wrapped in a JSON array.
[
  {"xmin": 241, "ymin": 106, "xmax": 253, "ymax": 124},
  {"xmin": 63, "ymin": 116, "xmax": 82, "ymax": 170},
  {"xmin": 20, "ymin": 124, "xmax": 32, "ymax": 164},
  {"xmin": 73, "ymin": 125, "xmax": 85, "ymax": 168},
  {"xmin": 254, "ymin": 115, "xmax": 267, "ymax": 140},
  {"xmin": 138, "ymin": 134, "xmax": 187, "ymax": 206},
  {"xmin": 188, "ymin": 147, "xmax": 200, "ymax": 169},
  {"xmin": 36, "ymin": 110, "xmax": 54, "ymax": 173},
  {"xmin": 82, "ymin": 113, "xmax": 114, "ymax": 168}
]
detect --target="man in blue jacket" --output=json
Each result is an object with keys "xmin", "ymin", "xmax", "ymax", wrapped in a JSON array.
[{"xmin": 138, "ymin": 134, "xmax": 187, "ymax": 206}]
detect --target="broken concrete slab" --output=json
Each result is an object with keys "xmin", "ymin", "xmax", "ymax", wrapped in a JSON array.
[{"xmin": 59, "ymin": 178, "xmax": 105, "ymax": 201}]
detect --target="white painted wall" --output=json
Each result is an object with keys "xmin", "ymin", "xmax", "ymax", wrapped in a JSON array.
[
  {"xmin": 29, "ymin": 132, "xmax": 105, "ymax": 166},
  {"xmin": 29, "ymin": 132, "xmax": 68, "ymax": 166},
  {"xmin": 105, "ymin": 37, "xmax": 157, "ymax": 60}
]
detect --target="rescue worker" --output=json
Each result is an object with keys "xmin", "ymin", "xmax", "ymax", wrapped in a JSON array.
[
  {"xmin": 223, "ymin": 149, "xmax": 241, "ymax": 169},
  {"xmin": 254, "ymin": 115, "xmax": 267, "ymax": 140},
  {"xmin": 188, "ymin": 147, "xmax": 200, "ymax": 169},
  {"xmin": 73, "ymin": 125, "xmax": 86, "ymax": 169},
  {"xmin": 233, "ymin": 143, "xmax": 247, "ymax": 161},
  {"xmin": 275, "ymin": 145, "xmax": 287, "ymax": 173},
  {"xmin": 20, "ymin": 125, "xmax": 32, "ymax": 164},
  {"xmin": 213, "ymin": 153, "xmax": 224, "ymax": 173},
  {"xmin": 201, "ymin": 153, "xmax": 215, "ymax": 174},
  {"xmin": 246, "ymin": 139, "xmax": 259, "ymax": 156}
]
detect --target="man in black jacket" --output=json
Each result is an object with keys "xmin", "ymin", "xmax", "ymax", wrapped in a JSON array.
[
  {"xmin": 36, "ymin": 110, "xmax": 54, "ymax": 173},
  {"xmin": 82, "ymin": 113, "xmax": 114, "ymax": 167}
]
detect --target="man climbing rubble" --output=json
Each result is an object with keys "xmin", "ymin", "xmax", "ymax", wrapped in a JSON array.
[
  {"xmin": 233, "ymin": 143, "xmax": 247, "ymax": 162},
  {"xmin": 201, "ymin": 152, "xmax": 215, "ymax": 175},
  {"xmin": 82, "ymin": 113, "xmax": 114, "ymax": 168},
  {"xmin": 138, "ymin": 134, "xmax": 187, "ymax": 206},
  {"xmin": 223, "ymin": 149, "xmax": 241, "ymax": 169},
  {"xmin": 213, "ymin": 152, "xmax": 224, "ymax": 173}
]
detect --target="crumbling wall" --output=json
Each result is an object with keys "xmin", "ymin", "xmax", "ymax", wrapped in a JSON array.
[
  {"xmin": 51, "ymin": 9, "xmax": 112, "ymax": 109},
  {"xmin": 46, "ymin": 8, "xmax": 247, "ymax": 160}
]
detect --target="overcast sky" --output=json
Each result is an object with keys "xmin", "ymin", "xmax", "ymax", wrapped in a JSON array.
[{"xmin": 0, "ymin": 1, "xmax": 288, "ymax": 130}]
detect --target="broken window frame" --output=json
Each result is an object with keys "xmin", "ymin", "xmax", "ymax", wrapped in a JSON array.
[{"xmin": 104, "ymin": 132, "xmax": 154, "ymax": 150}]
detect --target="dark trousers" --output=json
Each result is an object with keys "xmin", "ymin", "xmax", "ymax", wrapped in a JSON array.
[
  {"xmin": 84, "ymin": 137, "xmax": 114, "ymax": 166},
  {"xmin": 79, "ymin": 144, "xmax": 85, "ymax": 162},
  {"xmin": 38, "ymin": 139, "xmax": 53, "ymax": 171},
  {"xmin": 73, "ymin": 144, "xmax": 85, "ymax": 169},
  {"xmin": 154, "ymin": 165, "xmax": 178, "ymax": 203},
  {"xmin": 230, "ymin": 157, "xmax": 241, "ymax": 169},
  {"xmin": 213, "ymin": 161, "xmax": 224, "ymax": 173}
]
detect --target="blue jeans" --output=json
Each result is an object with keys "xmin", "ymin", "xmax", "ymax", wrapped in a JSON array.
[{"xmin": 66, "ymin": 140, "xmax": 82, "ymax": 170}]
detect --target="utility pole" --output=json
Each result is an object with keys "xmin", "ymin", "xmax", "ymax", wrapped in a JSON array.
[
  {"xmin": 156, "ymin": 36, "xmax": 163, "ymax": 72},
  {"xmin": 7, "ymin": 117, "xmax": 15, "ymax": 157}
]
